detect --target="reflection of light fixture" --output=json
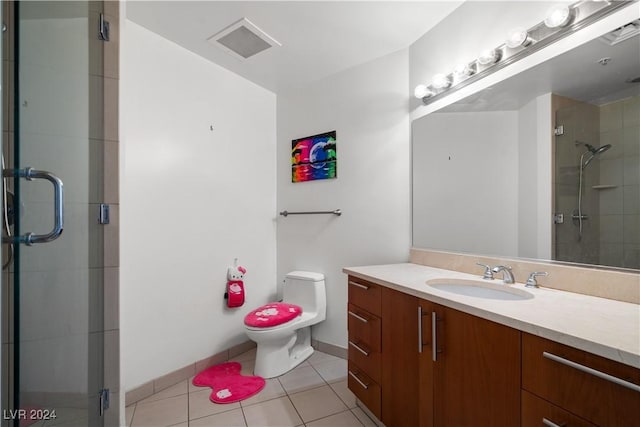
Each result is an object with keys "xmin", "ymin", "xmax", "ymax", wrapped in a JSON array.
[
  {"xmin": 477, "ymin": 49, "xmax": 500, "ymax": 65},
  {"xmin": 432, "ymin": 74, "xmax": 451, "ymax": 89},
  {"xmin": 414, "ymin": 84, "xmax": 433, "ymax": 99},
  {"xmin": 505, "ymin": 27, "xmax": 532, "ymax": 48},
  {"xmin": 544, "ymin": 4, "xmax": 573, "ymax": 28},
  {"xmin": 453, "ymin": 63, "xmax": 475, "ymax": 82}
]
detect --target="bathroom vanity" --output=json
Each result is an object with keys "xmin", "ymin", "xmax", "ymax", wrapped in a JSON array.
[{"xmin": 344, "ymin": 263, "xmax": 640, "ymax": 427}]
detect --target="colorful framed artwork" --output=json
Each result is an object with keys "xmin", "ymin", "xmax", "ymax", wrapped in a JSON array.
[{"xmin": 291, "ymin": 131, "xmax": 337, "ymax": 183}]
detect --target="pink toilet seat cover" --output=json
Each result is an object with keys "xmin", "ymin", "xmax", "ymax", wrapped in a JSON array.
[{"xmin": 244, "ymin": 303, "xmax": 302, "ymax": 328}]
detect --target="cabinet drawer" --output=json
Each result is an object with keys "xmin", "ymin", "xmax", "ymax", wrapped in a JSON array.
[
  {"xmin": 522, "ymin": 390, "xmax": 596, "ymax": 427},
  {"xmin": 348, "ymin": 338, "xmax": 381, "ymax": 383},
  {"xmin": 348, "ymin": 276, "xmax": 381, "ymax": 317},
  {"xmin": 347, "ymin": 303, "xmax": 381, "ymax": 352},
  {"xmin": 348, "ymin": 361, "xmax": 381, "ymax": 420},
  {"xmin": 522, "ymin": 333, "xmax": 640, "ymax": 426}
]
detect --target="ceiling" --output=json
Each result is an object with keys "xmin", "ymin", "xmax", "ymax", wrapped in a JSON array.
[{"xmin": 126, "ymin": 1, "xmax": 463, "ymax": 94}]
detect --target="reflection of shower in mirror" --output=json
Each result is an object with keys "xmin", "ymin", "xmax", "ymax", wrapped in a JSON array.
[{"xmin": 573, "ymin": 142, "xmax": 613, "ymax": 241}]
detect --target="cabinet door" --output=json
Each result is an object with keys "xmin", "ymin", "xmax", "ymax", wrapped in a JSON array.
[
  {"xmin": 418, "ymin": 299, "xmax": 437, "ymax": 427},
  {"xmin": 381, "ymin": 288, "xmax": 420, "ymax": 427},
  {"xmin": 434, "ymin": 306, "xmax": 521, "ymax": 427}
]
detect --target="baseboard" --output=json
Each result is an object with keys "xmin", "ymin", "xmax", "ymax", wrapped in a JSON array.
[
  {"xmin": 311, "ymin": 339, "xmax": 347, "ymax": 360},
  {"xmin": 356, "ymin": 399, "xmax": 385, "ymax": 427},
  {"xmin": 125, "ymin": 340, "xmax": 256, "ymax": 406}
]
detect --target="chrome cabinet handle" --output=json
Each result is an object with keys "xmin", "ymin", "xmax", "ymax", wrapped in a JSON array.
[
  {"xmin": 543, "ymin": 352, "xmax": 640, "ymax": 393},
  {"xmin": 348, "ymin": 340, "xmax": 369, "ymax": 356},
  {"xmin": 348, "ymin": 370, "xmax": 369, "ymax": 390},
  {"xmin": 348, "ymin": 310, "xmax": 368, "ymax": 323},
  {"xmin": 418, "ymin": 306, "xmax": 423, "ymax": 353},
  {"xmin": 432, "ymin": 312, "xmax": 438, "ymax": 361},
  {"xmin": 2, "ymin": 168, "xmax": 64, "ymax": 245},
  {"xmin": 349, "ymin": 281, "xmax": 369, "ymax": 290},
  {"xmin": 542, "ymin": 418, "xmax": 566, "ymax": 427}
]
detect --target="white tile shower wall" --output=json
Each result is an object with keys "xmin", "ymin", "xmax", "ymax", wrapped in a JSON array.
[
  {"xmin": 120, "ymin": 21, "xmax": 277, "ymax": 391},
  {"xmin": 599, "ymin": 96, "xmax": 640, "ymax": 269},
  {"xmin": 276, "ymin": 49, "xmax": 411, "ymax": 349}
]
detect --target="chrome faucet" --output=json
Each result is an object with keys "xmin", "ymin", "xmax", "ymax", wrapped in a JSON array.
[
  {"xmin": 526, "ymin": 271, "xmax": 548, "ymax": 288},
  {"xmin": 476, "ymin": 263, "xmax": 494, "ymax": 280},
  {"xmin": 492, "ymin": 265, "xmax": 515, "ymax": 284}
]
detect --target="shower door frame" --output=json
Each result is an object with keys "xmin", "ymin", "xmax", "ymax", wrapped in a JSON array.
[{"xmin": 0, "ymin": 1, "xmax": 120, "ymax": 425}]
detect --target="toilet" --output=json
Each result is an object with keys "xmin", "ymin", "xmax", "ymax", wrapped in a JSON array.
[{"xmin": 244, "ymin": 271, "xmax": 326, "ymax": 378}]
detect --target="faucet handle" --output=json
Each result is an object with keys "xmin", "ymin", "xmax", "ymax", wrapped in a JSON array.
[
  {"xmin": 526, "ymin": 271, "xmax": 548, "ymax": 288},
  {"xmin": 476, "ymin": 263, "xmax": 494, "ymax": 280}
]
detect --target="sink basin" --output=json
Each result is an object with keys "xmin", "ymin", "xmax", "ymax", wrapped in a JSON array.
[{"xmin": 427, "ymin": 279, "xmax": 533, "ymax": 301}]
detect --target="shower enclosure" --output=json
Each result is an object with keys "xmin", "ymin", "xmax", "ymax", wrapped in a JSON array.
[
  {"xmin": 1, "ymin": 2, "xmax": 118, "ymax": 425},
  {"xmin": 554, "ymin": 95, "xmax": 640, "ymax": 269}
]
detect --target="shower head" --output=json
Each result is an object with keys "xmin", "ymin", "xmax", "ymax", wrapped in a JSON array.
[
  {"xmin": 592, "ymin": 144, "xmax": 612, "ymax": 155},
  {"xmin": 582, "ymin": 143, "xmax": 612, "ymax": 167}
]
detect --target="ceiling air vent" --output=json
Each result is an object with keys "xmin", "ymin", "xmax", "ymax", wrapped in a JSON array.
[
  {"xmin": 600, "ymin": 19, "xmax": 640, "ymax": 46},
  {"xmin": 207, "ymin": 18, "xmax": 281, "ymax": 60}
]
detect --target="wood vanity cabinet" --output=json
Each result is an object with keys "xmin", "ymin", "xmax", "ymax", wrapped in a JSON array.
[
  {"xmin": 522, "ymin": 333, "xmax": 640, "ymax": 426},
  {"xmin": 347, "ymin": 276, "xmax": 419, "ymax": 425},
  {"xmin": 346, "ymin": 275, "xmax": 640, "ymax": 427},
  {"xmin": 347, "ymin": 276, "xmax": 383, "ymax": 419},
  {"xmin": 419, "ymin": 299, "xmax": 521, "ymax": 427},
  {"xmin": 347, "ymin": 276, "xmax": 519, "ymax": 427}
]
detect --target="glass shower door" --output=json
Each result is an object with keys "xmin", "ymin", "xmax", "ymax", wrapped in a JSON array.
[
  {"xmin": 6, "ymin": 1, "xmax": 105, "ymax": 425},
  {"xmin": 554, "ymin": 103, "xmax": 601, "ymax": 265}
]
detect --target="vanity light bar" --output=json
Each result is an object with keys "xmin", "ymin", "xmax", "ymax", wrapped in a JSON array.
[{"xmin": 415, "ymin": 0, "xmax": 636, "ymax": 105}]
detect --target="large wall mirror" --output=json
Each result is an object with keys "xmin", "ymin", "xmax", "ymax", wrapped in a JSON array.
[{"xmin": 412, "ymin": 12, "xmax": 640, "ymax": 271}]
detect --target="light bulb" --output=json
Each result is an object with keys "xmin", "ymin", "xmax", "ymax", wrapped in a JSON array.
[
  {"xmin": 505, "ymin": 27, "xmax": 531, "ymax": 48},
  {"xmin": 544, "ymin": 4, "xmax": 572, "ymax": 28},
  {"xmin": 477, "ymin": 49, "xmax": 500, "ymax": 65},
  {"xmin": 432, "ymin": 74, "xmax": 451, "ymax": 89},
  {"xmin": 453, "ymin": 64, "xmax": 475, "ymax": 83},
  {"xmin": 414, "ymin": 84, "xmax": 433, "ymax": 99}
]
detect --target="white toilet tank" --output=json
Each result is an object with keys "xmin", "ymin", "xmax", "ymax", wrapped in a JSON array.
[{"xmin": 283, "ymin": 271, "xmax": 326, "ymax": 317}]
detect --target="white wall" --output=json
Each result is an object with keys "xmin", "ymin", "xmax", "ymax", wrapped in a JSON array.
[
  {"xmin": 518, "ymin": 94, "xmax": 553, "ymax": 260},
  {"xmin": 412, "ymin": 111, "xmax": 519, "ymax": 257},
  {"xmin": 276, "ymin": 49, "xmax": 411, "ymax": 348},
  {"xmin": 120, "ymin": 21, "xmax": 277, "ymax": 391}
]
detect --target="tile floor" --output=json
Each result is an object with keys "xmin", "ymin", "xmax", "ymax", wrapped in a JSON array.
[{"xmin": 126, "ymin": 350, "xmax": 378, "ymax": 427}]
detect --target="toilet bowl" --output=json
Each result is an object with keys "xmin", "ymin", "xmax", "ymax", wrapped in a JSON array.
[{"xmin": 244, "ymin": 271, "xmax": 326, "ymax": 378}]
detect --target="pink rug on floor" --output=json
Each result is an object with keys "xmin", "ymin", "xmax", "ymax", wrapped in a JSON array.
[{"xmin": 192, "ymin": 362, "xmax": 265, "ymax": 404}]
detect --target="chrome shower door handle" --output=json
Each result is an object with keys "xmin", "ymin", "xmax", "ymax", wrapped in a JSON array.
[{"xmin": 2, "ymin": 168, "xmax": 64, "ymax": 245}]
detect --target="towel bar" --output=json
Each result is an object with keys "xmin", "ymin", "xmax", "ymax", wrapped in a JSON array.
[{"xmin": 279, "ymin": 209, "xmax": 341, "ymax": 217}]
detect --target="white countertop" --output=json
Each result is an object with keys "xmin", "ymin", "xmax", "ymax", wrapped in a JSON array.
[{"xmin": 343, "ymin": 263, "xmax": 640, "ymax": 368}]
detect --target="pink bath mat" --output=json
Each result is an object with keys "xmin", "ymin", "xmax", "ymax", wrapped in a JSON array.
[{"xmin": 192, "ymin": 362, "xmax": 265, "ymax": 404}]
